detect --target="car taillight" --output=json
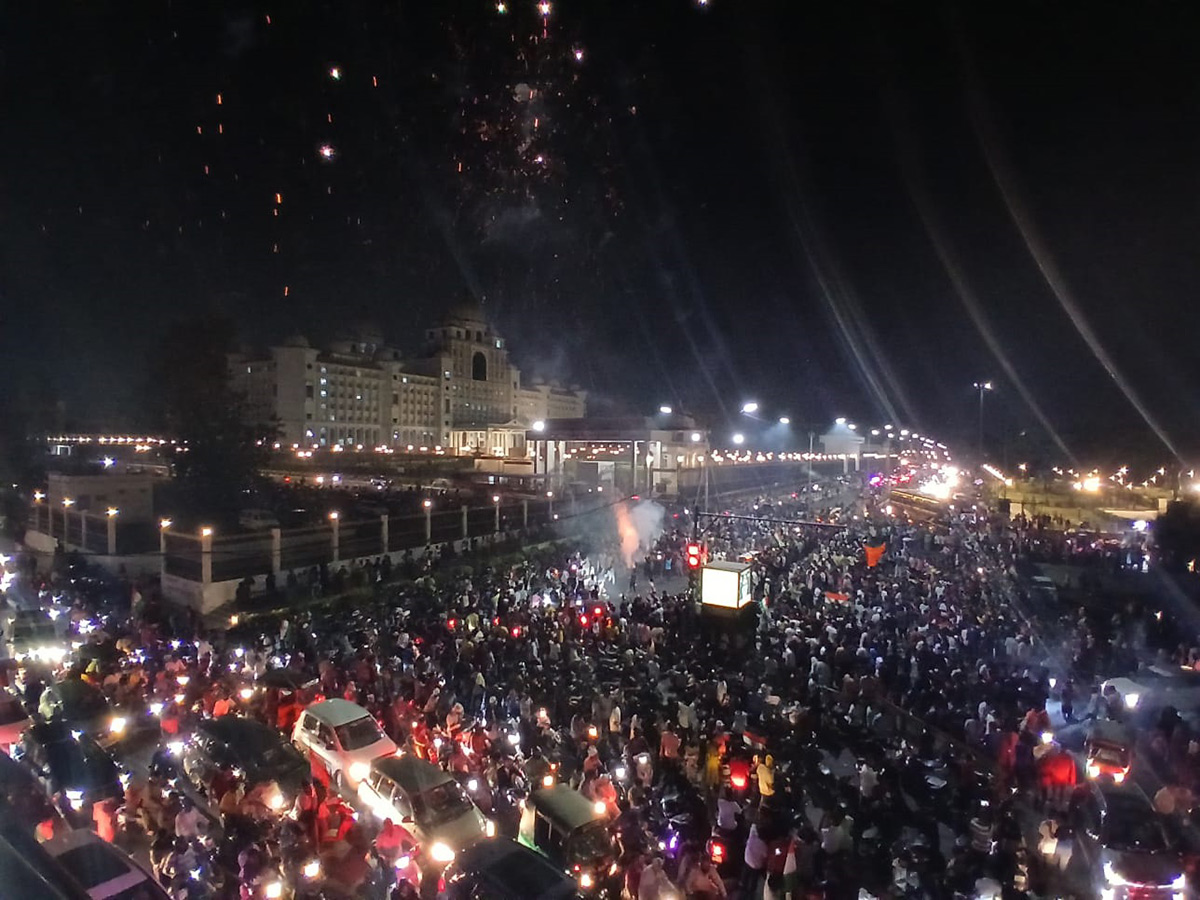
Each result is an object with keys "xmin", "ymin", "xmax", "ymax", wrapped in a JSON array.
[{"xmin": 731, "ymin": 774, "xmax": 747, "ymax": 789}]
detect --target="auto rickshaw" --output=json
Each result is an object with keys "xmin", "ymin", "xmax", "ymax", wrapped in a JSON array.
[
  {"xmin": 517, "ymin": 784, "xmax": 617, "ymax": 894},
  {"xmin": 1084, "ymin": 719, "xmax": 1133, "ymax": 784}
]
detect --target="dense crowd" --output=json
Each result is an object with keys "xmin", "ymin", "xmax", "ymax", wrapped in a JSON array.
[{"xmin": 3, "ymin": 482, "xmax": 1195, "ymax": 899}]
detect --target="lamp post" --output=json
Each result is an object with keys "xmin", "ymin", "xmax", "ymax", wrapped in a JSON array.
[
  {"xmin": 973, "ymin": 381, "xmax": 993, "ymax": 459},
  {"xmin": 492, "ymin": 494, "xmax": 501, "ymax": 533}
]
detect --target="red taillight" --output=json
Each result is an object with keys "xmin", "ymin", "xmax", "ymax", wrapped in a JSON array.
[
  {"xmin": 448, "ymin": 618, "xmax": 456, "ymax": 630},
  {"xmin": 580, "ymin": 614, "xmax": 589, "ymax": 626},
  {"xmin": 511, "ymin": 627, "xmax": 521, "ymax": 638},
  {"xmin": 731, "ymin": 774, "xmax": 747, "ymax": 789},
  {"xmin": 710, "ymin": 841, "xmax": 725, "ymax": 863},
  {"xmin": 593, "ymin": 606, "xmax": 602, "ymax": 616}
]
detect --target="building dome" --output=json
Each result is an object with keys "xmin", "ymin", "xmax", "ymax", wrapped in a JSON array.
[
  {"xmin": 448, "ymin": 295, "xmax": 488, "ymax": 325},
  {"xmin": 280, "ymin": 333, "xmax": 310, "ymax": 348}
]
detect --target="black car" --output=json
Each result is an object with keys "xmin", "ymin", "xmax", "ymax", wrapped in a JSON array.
[
  {"xmin": 440, "ymin": 839, "xmax": 581, "ymax": 900},
  {"xmin": 181, "ymin": 717, "xmax": 308, "ymax": 805},
  {"xmin": 37, "ymin": 678, "xmax": 124, "ymax": 747},
  {"xmin": 16, "ymin": 721, "xmax": 122, "ymax": 827},
  {"xmin": 1073, "ymin": 783, "xmax": 1186, "ymax": 898}
]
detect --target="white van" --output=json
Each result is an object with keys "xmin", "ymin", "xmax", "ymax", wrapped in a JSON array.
[
  {"xmin": 292, "ymin": 698, "xmax": 398, "ymax": 790},
  {"xmin": 239, "ymin": 508, "xmax": 280, "ymax": 530}
]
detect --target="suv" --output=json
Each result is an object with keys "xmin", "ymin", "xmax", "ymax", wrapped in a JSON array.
[
  {"xmin": 42, "ymin": 828, "xmax": 169, "ymax": 899},
  {"xmin": 1072, "ymin": 783, "xmax": 1186, "ymax": 898},
  {"xmin": 292, "ymin": 699, "xmax": 397, "ymax": 790},
  {"xmin": 17, "ymin": 721, "xmax": 122, "ymax": 828},
  {"xmin": 182, "ymin": 717, "xmax": 308, "ymax": 807},
  {"xmin": 38, "ymin": 678, "xmax": 125, "ymax": 747},
  {"xmin": 357, "ymin": 756, "xmax": 492, "ymax": 866},
  {"xmin": 439, "ymin": 838, "xmax": 581, "ymax": 900}
]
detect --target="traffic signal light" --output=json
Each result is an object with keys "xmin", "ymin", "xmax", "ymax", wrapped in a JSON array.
[{"xmin": 686, "ymin": 543, "xmax": 703, "ymax": 569}]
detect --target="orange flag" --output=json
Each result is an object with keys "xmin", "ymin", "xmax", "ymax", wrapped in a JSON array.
[{"xmin": 865, "ymin": 543, "xmax": 887, "ymax": 568}]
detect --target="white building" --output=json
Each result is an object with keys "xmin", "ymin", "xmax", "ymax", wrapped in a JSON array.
[{"xmin": 230, "ymin": 304, "xmax": 586, "ymax": 454}]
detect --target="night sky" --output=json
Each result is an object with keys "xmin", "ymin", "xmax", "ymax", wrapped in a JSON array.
[{"xmin": 3, "ymin": 1, "xmax": 1200, "ymax": 464}]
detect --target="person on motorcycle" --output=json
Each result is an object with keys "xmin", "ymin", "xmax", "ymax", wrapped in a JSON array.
[{"xmin": 684, "ymin": 853, "xmax": 727, "ymax": 899}]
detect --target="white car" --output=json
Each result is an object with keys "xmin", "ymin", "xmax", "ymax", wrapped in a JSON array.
[
  {"xmin": 42, "ymin": 828, "xmax": 170, "ymax": 898},
  {"xmin": 292, "ymin": 698, "xmax": 397, "ymax": 791},
  {"xmin": 1102, "ymin": 665, "xmax": 1200, "ymax": 713}
]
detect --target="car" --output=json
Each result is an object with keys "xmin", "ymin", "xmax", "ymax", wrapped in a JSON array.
[
  {"xmin": 16, "ymin": 721, "xmax": 122, "ymax": 828},
  {"xmin": 239, "ymin": 509, "xmax": 281, "ymax": 530},
  {"xmin": 6, "ymin": 611, "xmax": 68, "ymax": 665},
  {"xmin": 292, "ymin": 698, "xmax": 397, "ymax": 791},
  {"xmin": 1101, "ymin": 665, "xmax": 1200, "ymax": 715},
  {"xmin": 1072, "ymin": 783, "xmax": 1186, "ymax": 899},
  {"xmin": 181, "ymin": 716, "xmax": 308, "ymax": 807},
  {"xmin": 42, "ymin": 828, "xmax": 170, "ymax": 899},
  {"xmin": 0, "ymin": 690, "xmax": 31, "ymax": 751},
  {"xmin": 357, "ymin": 756, "xmax": 493, "ymax": 865},
  {"xmin": 1029, "ymin": 575, "xmax": 1060, "ymax": 606},
  {"xmin": 37, "ymin": 678, "xmax": 126, "ymax": 747},
  {"xmin": 439, "ymin": 838, "xmax": 582, "ymax": 900},
  {"xmin": 1084, "ymin": 720, "xmax": 1133, "ymax": 784}
]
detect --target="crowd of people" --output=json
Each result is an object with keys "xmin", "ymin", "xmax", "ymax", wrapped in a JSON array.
[{"xmin": 3, "ymin": 479, "xmax": 1195, "ymax": 899}]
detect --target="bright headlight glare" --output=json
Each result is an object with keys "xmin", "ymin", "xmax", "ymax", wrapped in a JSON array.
[
  {"xmin": 265, "ymin": 882, "xmax": 283, "ymax": 900},
  {"xmin": 110, "ymin": 717, "xmax": 126, "ymax": 734},
  {"xmin": 302, "ymin": 859, "xmax": 320, "ymax": 879},
  {"xmin": 1173, "ymin": 874, "xmax": 1186, "ymax": 889},
  {"xmin": 1124, "ymin": 692, "xmax": 1140, "ymax": 709},
  {"xmin": 1104, "ymin": 861, "xmax": 1129, "ymax": 886},
  {"xmin": 349, "ymin": 761, "xmax": 370, "ymax": 783},
  {"xmin": 580, "ymin": 872, "xmax": 594, "ymax": 888},
  {"xmin": 485, "ymin": 819, "xmax": 496, "ymax": 837},
  {"xmin": 430, "ymin": 841, "xmax": 456, "ymax": 863}
]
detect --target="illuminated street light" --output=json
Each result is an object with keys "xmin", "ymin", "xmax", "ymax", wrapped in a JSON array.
[
  {"xmin": 659, "ymin": 405, "xmax": 673, "ymax": 415},
  {"xmin": 106, "ymin": 507, "xmax": 119, "ymax": 517},
  {"xmin": 732, "ymin": 433, "xmax": 745, "ymax": 445},
  {"xmin": 690, "ymin": 432, "xmax": 702, "ymax": 442},
  {"xmin": 422, "ymin": 499, "xmax": 432, "ymax": 509},
  {"xmin": 328, "ymin": 511, "xmax": 339, "ymax": 520},
  {"xmin": 62, "ymin": 498, "xmax": 75, "ymax": 507},
  {"xmin": 160, "ymin": 518, "xmax": 172, "ymax": 529},
  {"xmin": 973, "ymin": 381, "xmax": 994, "ymax": 459},
  {"xmin": 741, "ymin": 402, "xmax": 759, "ymax": 414},
  {"xmin": 532, "ymin": 420, "xmax": 546, "ymax": 432},
  {"xmin": 834, "ymin": 417, "xmax": 846, "ymax": 426},
  {"xmin": 200, "ymin": 526, "xmax": 213, "ymax": 537},
  {"xmin": 778, "ymin": 417, "xmax": 790, "ymax": 425}
]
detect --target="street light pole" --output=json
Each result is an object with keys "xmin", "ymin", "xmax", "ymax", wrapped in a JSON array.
[{"xmin": 973, "ymin": 381, "xmax": 993, "ymax": 460}]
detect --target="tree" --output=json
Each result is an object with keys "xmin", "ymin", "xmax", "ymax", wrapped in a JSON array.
[{"xmin": 147, "ymin": 315, "xmax": 274, "ymax": 523}]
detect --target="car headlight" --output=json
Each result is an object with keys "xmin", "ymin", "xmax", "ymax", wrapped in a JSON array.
[
  {"xmin": 348, "ymin": 761, "xmax": 371, "ymax": 783},
  {"xmin": 109, "ymin": 717, "xmax": 126, "ymax": 734},
  {"xmin": 485, "ymin": 819, "xmax": 495, "ymax": 838},
  {"xmin": 593, "ymin": 800, "xmax": 606, "ymax": 816},
  {"xmin": 1173, "ymin": 873, "xmax": 1187, "ymax": 889},
  {"xmin": 265, "ymin": 882, "xmax": 283, "ymax": 899},
  {"xmin": 1125, "ymin": 692, "xmax": 1140, "ymax": 709},
  {"xmin": 1087, "ymin": 763, "xmax": 1101, "ymax": 779},
  {"xmin": 542, "ymin": 774, "xmax": 555, "ymax": 788},
  {"xmin": 468, "ymin": 778, "xmax": 479, "ymax": 792},
  {"xmin": 167, "ymin": 741, "xmax": 184, "ymax": 756},
  {"xmin": 580, "ymin": 872, "xmax": 594, "ymax": 888},
  {"xmin": 1111, "ymin": 771, "xmax": 1125, "ymax": 784},
  {"xmin": 397, "ymin": 855, "xmax": 411, "ymax": 869},
  {"xmin": 1104, "ymin": 860, "xmax": 1130, "ymax": 886},
  {"xmin": 303, "ymin": 859, "xmax": 320, "ymax": 879},
  {"xmin": 268, "ymin": 790, "xmax": 284, "ymax": 810},
  {"xmin": 429, "ymin": 841, "xmax": 456, "ymax": 864}
]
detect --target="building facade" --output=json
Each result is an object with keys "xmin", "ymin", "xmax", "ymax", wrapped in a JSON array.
[{"xmin": 230, "ymin": 304, "xmax": 586, "ymax": 454}]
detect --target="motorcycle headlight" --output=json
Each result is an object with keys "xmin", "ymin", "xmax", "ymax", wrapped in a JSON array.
[
  {"xmin": 348, "ymin": 761, "xmax": 371, "ymax": 783},
  {"xmin": 303, "ymin": 859, "xmax": 320, "ymax": 879},
  {"xmin": 468, "ymin": 778, "xmax": 479, "ymax": 792},
  {"xmin": 265, "ymin": 882, "xmax": 283, "ymax": 899},
  {"xmin": 542, "ymin": 774, "xmax": 555, "ymax": 788},
  {"xmin": 485, "ymin": 819, "xmax": 495, "ymax": 838},
  {"xmin": 579, "ymin": 872, "xmax": 594, "ymax": 888},
  {"xmin": 1040, "ymin": 731, "xmax": 1053, "ymax": 745},
  {"xmin": 267, "ymin": 790, "xmax": 284, "ymax": 810},
  {"xmin": 109, "ymin": 717, "xmax": 126, "ymax": 735},
  {"xmin": 1104, "ymin": 860, "xmax": 1129, "ymax": 886},
  {"xmin": 1087, "ymin": 763, "xmax": 1101, "ymax": 779},
  {"xmin": 613, "ymin": 765, "xmax": 627, "ymax": 780},
  {"xmin": 507, "ymin": 733, "xmax": 521, "ymax": 746},
  {"xmin": 66, "ymin": 789, "xmax": 84, "ymax": 809},
  {"xmin": 430, "ymin": 841, "xmax": 456, "ymax": 864},
  {"xmin": 167, "ymin": 741, "xmax": 184, "ymax": 756},
  {"xmin": 1173, "ymin": 873, "xmax": 1187, "ymax": 889},
  {"xmin": 593, "ymin": 800, "xmax": 606, "ymax": 816},
  {"xmin": 397, "ymin": 855, "xmax": 411, "ymax": 869}
]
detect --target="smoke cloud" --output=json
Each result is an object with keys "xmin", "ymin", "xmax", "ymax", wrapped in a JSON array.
[{"xmin": 613, "ymin": 499, "xmax": 666, "ymax": 568}]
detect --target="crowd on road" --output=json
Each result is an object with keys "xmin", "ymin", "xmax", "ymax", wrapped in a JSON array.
[{"xmin": 2, "ymin": 478, "xmax": 1198, "ymax": 899}]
